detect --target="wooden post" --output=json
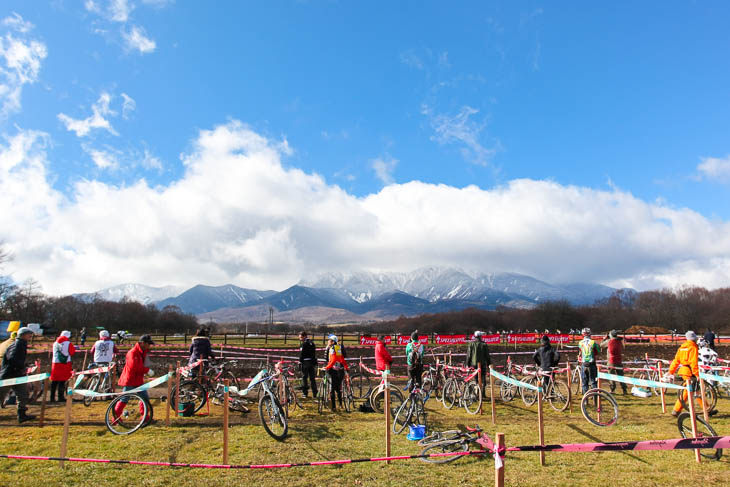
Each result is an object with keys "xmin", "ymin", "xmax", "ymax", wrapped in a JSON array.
[
  {"xmin": 566, "ymin": 361, "xmax": 572, "ymax": 412},
  {"xmin": 165, "ymin": 364, "xmax": 173, "ymax": 426},
  {"xmin": 163, "ymin": 334, "xmax": 167, "ymax": 344},
  {"xmin": 686, "ymin": 381, "xmax": 702, "ymax": 463},
  {"xmin": 537, "ymin": 387, "xmax": 545, "ymax": 466},
  {"xmin": 384, "ymin": 372, "xmax": 391, "ymax": 464},
  {"xmin": 220, "ymin": 343, "xmax": 224, "ymax": 359},
  {"xmin": 478, "ymin": 364, "xmax": 483, "ymax": 415},
  {"xmin": 284, "ymin": 333, "xmax": 287, "ymax": 345},
  {"xmin": 198, "ymin": 362, "xmax": 204, "ymax": 385},
  {"xmin": 596, "ymin": 365, "xmax": 602, "ymax": 424},
  {"xmin": 243, "ymin": 332, "xmax": 246, "ymax": 345},
  {"xmin": 175, "ymin": 361, "xmax": 181, "ymax": 416},
  {"xmin": 698, "ymin": 377, "xmax": 710, "ymax": 423},
  {"xmin": 657, "ymin": 361, "xmax": 666, "ymax": 413},
  {"xmin": 265, "ymin": 332, "xmax": 268, "ymax": 344},
  {"xmin": 39, "ymin": 377, "xmax": 49, "ymax": 427},
  {"xmin": 489, "ymin": 367, "xmax": 496, "ymax": 425},
  {"xmin": 81, "ymin": 350, "xmax": 88, "ymax": 371},
  {"xmin": 495, "ymin": 432, "xmax": 505, "ymax": 487},
  {"xmin": 59, "ymin": 392, "xmax": 73, "ymax": 468},
  {"xmin": 223, "ymin": 379, "xmax": 230, "ymax": 465}
]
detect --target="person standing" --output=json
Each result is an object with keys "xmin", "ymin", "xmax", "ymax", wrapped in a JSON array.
[
  {"xmin": 298, "ymin": 331, "xmax": 317, "ymax": 398},
  {"xmin": 666, "ymin": 331, "xmax": 715, "ymax": 416},
  {"xmin": 80, "ymin": 327, "xmax": 87, "ymax": 346},
  {"xmin": 704, "ymin": 328, "xmax": 716, "ymax": 351},
  {"xmin": 600, "ymin": 330, "xmax": 627, "ymax": 394},
  {"xmin": 90, "ymin": 330, "xmax": 119, "ymax": 366},
  {"xmin": 113, "ymin": 335, "xmax": 155, "ymax": 421},
  {"xmin": 50, "ymin": 331, "xmax": 76, "ymax": 403},
  {"xmin": 323, "ymin": 335, "xmax": 347, "ymax": 410},
  {"xmin": 467, "ymin": 331, "xmax": 492, "ymax": 395},
  {"xmin": 578, "ymin": 328, "xmax": 601, "ymax": 393},
  {"xmin": 374, "ymin": 335, "xmax": 393, "ymax": 373},
  {"xmin": 0, "ymin": 327, "xmax": 36, "ymax": 423},
  {"xmin": 188, "ymin": 328, "xmax": 214, "ymax": 375},
  {"xmin": 405, "ymin": 331, "xmax": 424, "ymax": 392},
  {"xmin": 533, "ymin": 335, "xmax": 560, "ymax": 388}
]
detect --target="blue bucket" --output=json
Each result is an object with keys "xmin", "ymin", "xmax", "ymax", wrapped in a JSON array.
[{"xmin": 407, "ymin": 424, "xmax": 426, "ymax": 441}]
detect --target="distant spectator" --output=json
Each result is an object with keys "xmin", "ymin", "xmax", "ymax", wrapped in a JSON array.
[
  {"xmin": 704, "ymin": 328, "xmax": 716, "ymax": 351},
  {"xmin": 600, "ymin": 330, "xmax": 627, "ymax": 394},
  {"xmin": 533, "ymin": 335, "xmax": 560, "ymax": 389},
  {"xmin": 189, "ymin": 328, "xmax": 214, "ymax": 375},
  {"xmin": 406, "ymin": 331, "xmax": 424, "ymax": 392},
  {"xmin": 50, "ymin": 331, "xmax": 76, "ymax": 403},
  {"xmin": 80, "ymin": 327, "xmax": 87, "ymax": 346},
  {"xmin": 298, "ymin": 331, "xmax": 317, "ymax": 398},
  {"xmin": 374, "ymin": 335, "xmax": 393, "ymax": 373},
  {"xmin": 467, "ymin": 331, "xmax": 492, "ymax": 395},
  {"xmin": 0, "ymin": 327, "xmax": 36, "ymax": 422}
]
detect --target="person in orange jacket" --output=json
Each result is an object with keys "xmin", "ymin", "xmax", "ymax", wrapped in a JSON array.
[{"xmin": 666, "ymin": 330, "xmax": 716, "ymax": 417}]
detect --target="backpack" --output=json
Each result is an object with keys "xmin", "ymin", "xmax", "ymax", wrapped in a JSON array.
[{"xmin": 408, "ymin": 343, "xmax": 423, "ymax": 368}]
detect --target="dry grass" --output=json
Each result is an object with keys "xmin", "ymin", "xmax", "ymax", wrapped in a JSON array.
[{"xmin": 0, "ymin": 378, "xmax": 728, "ymax": 487}]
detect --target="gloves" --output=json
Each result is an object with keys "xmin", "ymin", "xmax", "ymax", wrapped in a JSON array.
[{"xmin": 147, "ymin": 369, "xmax": 155, "ymax": 377}]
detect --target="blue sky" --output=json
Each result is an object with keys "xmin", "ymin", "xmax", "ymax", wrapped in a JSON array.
[{"xmin": 2, "ymin": 1, "xmax": 730, "ymax": 296}]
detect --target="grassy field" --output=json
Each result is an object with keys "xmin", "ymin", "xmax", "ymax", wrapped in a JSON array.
[{"xmin": 0, "ymin": 377, "xmax": 727, "ymax": 487}]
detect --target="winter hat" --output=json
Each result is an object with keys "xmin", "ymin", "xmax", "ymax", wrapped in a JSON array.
[
  {"xmin": 541, "ymin": 335, "xmax": 550, "ymax": 344},
  {"xmin": 685, "ymin": 330, "xmax": 697, "ymax": 342},
  {"xmin": 17, "ymin": 327, "xmax": 34, "ymax": 337},
  {"xmin": 100, "ymin": 330, "xmax": 110, "ymax": 338},
  {"xmin": 411, "ymin": 331, "xmax": 419, "ymax": 341},
  {"xmin": 61, "ymin": 330, "xmax": 72, "ymax": 339},
  {"xmin": 609, "ymin": 330, "xmax": 618, "ymax": 338}
]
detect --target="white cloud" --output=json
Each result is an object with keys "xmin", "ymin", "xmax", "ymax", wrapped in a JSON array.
[
  {"xmin": 424, "ymin": 105, "xmax": 499, "ymax": 166},
  {"xmin": 121, "ymin": 92, "xmax": 136, "ymax": 119},
  {"xmin": 140, "ymin": 148, "xmax": 162, "ymax": 170},
  {"xmin": 82, "ymin": 144, "xmax": 119, "ymax": 169},
  {"xmin": 371, "ymin": 156, "xmax": 398, "ymax": 185},
  {"xmin": 58, "ymin": 92, "xmax": 118, "ymax": 137},
  {"xmin": 4, "ymin": 121, "xmax": 730, "ymax": 296},
  {"xmin": 122, "ymin": 25, "xmax": 156, "ymax": 54},
  {"xmin": 697, "ymin": 155, "xmax": 730, "ymax": 183},
  {"xmin": 0, "ymin": 14, "xmax": 47, "ymax": 117}
]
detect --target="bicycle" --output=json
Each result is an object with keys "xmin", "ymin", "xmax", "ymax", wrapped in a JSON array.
[
  {"xmin": 676, "ymin": 378, "xmax": 717, "ymax": 416},
  {"xmin": 442, "ymin": 366, "xmax": 482, "ymax": 415},
  {"xmin": 274, "ymin": 362, "xmax": 302, "ymax": 417},
  {"xmin": 498, "ymin": 361, "xmax": 526, "ymax": 403},
  {"xmin": 676, "ymin": 412, "xmax": 722, "ymax": 460},
  {"xmin": 82, "ymin": 362, "xmax": 115, "ymax": 407},
  {"xmin": 316, "ymin": 367, "xmax": 354, "ymax": 413},
  {"xmin": 521, "ymin": 368, "xmax": 570, "ymax": 411},
  {"xmin": 168, "ymin": 360, "xmax": 240, "ymax": 414},
  {"xmin": 105, "ymin": 392, "xmax": 153, "ymax": 435},
  {"xmin": 418, "ymin": 425, "xmax": 485, "ymax": 464},
  {"xmin": 580, "ymin": 387, "xmax": 619, "ymax": 427},
  {"xmin": 392, "ymin": 383, "xmax": 427, "ymax": 434},
  {"xmin": 421, "ymin": 352, "xmax": 448, "ymax": 401},
  {"xmin": 347, "ymin": 363, "xmax": 404, "ymax": 414}
]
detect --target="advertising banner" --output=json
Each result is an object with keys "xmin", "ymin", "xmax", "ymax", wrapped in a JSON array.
[{"xmin": 359, "ymin": 335, "xmax": 392, "ymax": 346}]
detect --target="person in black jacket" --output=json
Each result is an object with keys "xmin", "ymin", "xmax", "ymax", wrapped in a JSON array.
[
  {"xmin": 299, "ymin": 331, "xmax": 317, "ymax": 398},
  {"xmin": 533, "ymin": 335, "xmax": 561, "ymax": 388},
  {"xmin": 188, "ymin": 328, "xmax": 214, "ymax": 376},
  {"xmin": 0, "ymin": 327, "xmax": 36, "ymax": 423}
]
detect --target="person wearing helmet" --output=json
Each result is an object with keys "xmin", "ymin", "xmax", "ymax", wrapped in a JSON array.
[
  {"xmin": 0, "ymin": 327, "xmax": 36, "ymax": 422},
  {"xmin": 578, "ymin": 328, "xmax": 601, "ymax": 393},
  {"xmin": 323, "ymin": 335, "xmax": 348, "ymax": 411},
  {"xmin": 90, "ymin": 330, "xmax": 119, "ymax": 367},
  {"xmin": 406, "ymin": 331, "xmax": 425, "ymax": 392},
  {"xmin": 600, "ymin": 330, "xmax": 627, "ymax": 394},
  {"xmin": 666, "ymin": 331, "xmax": 715, "ymax": 416}
]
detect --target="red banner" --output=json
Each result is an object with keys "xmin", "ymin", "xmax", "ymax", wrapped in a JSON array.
[
  {"xmin": 481, "ymin": 334, "xmax": 501, "ymax": 344},
  {"xmin": 435, "ymin": 334, "xmax": 467, "ymax": 345},
  {"xmin": 396, "ymin": 335, "xmax": 429, "ymax": 346},
  {"xmin": 507, "ymin": 333, "xmax": 538, "ymax": 344},
  {"xmin": 359, "ymin": 336, "xmax": 392, "ymax": 346},
  {"xmin": 546, "ymin": 334, "xmax": 570, "ymax": 344}
]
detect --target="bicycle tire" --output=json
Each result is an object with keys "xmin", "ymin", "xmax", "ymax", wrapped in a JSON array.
[
  {"xmin": 419, "ymin": 440, "xmax": 469, "ymax": 464},
  {"xmin": 548, "ymin": 379, "xmax": 571, "ymax": 412},
  {"xmin": 343, "ymin": 377, "xmax": 354, "ymax": 412},
  {"xmin": 418, "ymin": 430, "xmax": 462, "ymax": 446},
  {"xmin": 677, "ymin": 380, "xmax": 717, "ymax": 413},
  {"xmin": 521, "ymin": 376, "xmax": 538, "ymax": 407},
  {"xmin": 442, "ymin": 378, "xmax": 458, "ymax": 410},
  {"xmin": 83, "ymin": 375, "xmax": 100, "ymax": 407},
  {"xmin": 169, "ymin": 380, "xmax": 207, "ymax": 414},
  {"xmin": 393, "ymin": 395, "xmax": 414, "ymax": 434},
  {"xmin": 421, "ymin": 375, "xmax": 433, "ymax": 400},
  {"xmin": 105, "ymin": 394, "xmax": 148, "ymax": 435},
  {"xmin": 463, "ymin": 381, "xmax": 482, "ymax": 415},
  {"xmin": 580, "ymin": 388, "xmax": 619, "ymax": 427},
  {"xmin": 370, "ymin": 385, "xmax": 404, "ymax": 415},
  {"xmin": 349, "ymin": 372, "xmax": 372, "ymax": 401},
  {"xmin": 413, "ymin": 396, "xmax": 426, "ymax": 428},
  {"xmin": 677, "ymin": 412, "xmax": 722, "ymax": 460},
  {"xmin": 499, "ymin": 376, "xmax": 517, "ymax": 402},
  {"xmin": 571, "ymin": 369, "xmax": 582, "ymax": 395},
  {"xmin": 317, "ymin": 379, "xmax": 329, "ymax": 414},
  {"xmin": 259, "ymin": 393, "xmax": 288, "ymax": 441}
]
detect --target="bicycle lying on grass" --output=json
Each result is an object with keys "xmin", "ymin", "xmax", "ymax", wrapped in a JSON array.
[{"xmin": 418, "ymin": 425, "xmax": 485, "ymax": 464}]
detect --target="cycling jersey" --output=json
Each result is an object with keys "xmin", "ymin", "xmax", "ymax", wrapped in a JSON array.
[{"xmin": 579, "ymin": 338, "xmax": 600, "ymax": 363}]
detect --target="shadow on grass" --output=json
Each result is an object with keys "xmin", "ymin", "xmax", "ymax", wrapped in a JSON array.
[{"xmin": 566, "ymin": 423, "xmax": 649, "ymax": 464}]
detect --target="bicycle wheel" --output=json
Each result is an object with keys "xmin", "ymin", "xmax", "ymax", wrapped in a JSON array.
[
  {"xmin": 393, "ymin": 395, "xmax": 414, "ymax": 434},
  {"xmin": 463, "ymin": 381, "xmax": 482, "ymax": 415},
  {"xmin": 349, "ymin": 372, "xmax": 372, "ymax": 401},
  {"xmin": 442, "ymin": 378, "xmax": 458, "ymax": 410},
  {"xmin": 370, "ymin": 385, "xmax": 404, "ymax": 415},
  {"xmin": 105, "ymin": 394, "xmax": 148, "ymax": 435},
  {"xmin": 413, "ymin": 396, "xmax": 427, "ymax": 429},
  {"xmin": 521, "ymin": 376, "xmax": 538, "ymax": 406},
  {"xmin": 421, "ymin": 374, "xmax": 433, "ymax": 400},
  {"xmin": 223, "ymin": 370, "xmax": 240, "ymax": 391},
  {"xmin": 548, "ymin": 379, "xmax": 571, "ymax": 412},
  {"xmin": 580, "ymin": 388, "xmax": 619, "ymax": 427},
  {"xmin": 418, "ymin": 430, "xmax": 461, "ymax": 447},
  {"xmin": 419, "ymin": 440, "xmax": 469, "ymax": 464},
  {"xmin": 317, "ymin": 379, "xmax": 329, "ymax": 414},
  {"xmin": 277, "ymin": 378, "xmax": 290, "ymax": 419},
  {"xmin": 169, "ymin": 380, "xmax": 207, "ymax": 414},
  {"xmin": 571, "ymin": 369, "xmax": 583, "ymax": 395},
  {"xmin": 83, "ymin": 375, "xmax": 100, "ymax": 407},
  {"xmin": 259, "ymin": 393, "xmax": 288, "ymax": 441},
  {"xmin": 677, "ymin": 380, "xmax": 717, "ymax": 413},
  {"xmin": 343, "ymin": 377, "xmax": 354, "ymax": 412},
  {"xmin": 500, "ymin": 376, "xmax": 517, "ymax": 402},
  {"xmin": 677, "ymin": 412, "xmax": 722, "ymax": 460}
]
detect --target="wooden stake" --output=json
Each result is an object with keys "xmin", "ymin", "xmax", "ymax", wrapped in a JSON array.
[
  {"xmin": 478, "ymin": 364, "xmax": 483, "ymax": 415},
  {"xmin": 657, "ymin": 362, "xmax": 666, "ymax": 413},
  {"xmin": 220, "ymin": 344, "xmax": 224, "ymax": 360},
  {"xmin": 537, "ymin": 387, "xmax": 545, "ymax": 466},
  {"xmin": 81, "ymin": 350, "xmax": 88, "ymax": 371},
  {"xmin": 698, "ymin": 377, "xmax": 710, "ymax": 423},
  {"xmin": 223, "ymin": 379, "xmax": 229, "ymax": 465},
  {"xmin": 686, "ymin": 380, "xmax": 701, "ymax": 463},
  {"xmin": 489, "ymin": 367, "xmax": 496, "ymax": 425},
  {"xmin": 384, "ymin": 372, "xmax": 391, "ymax": 465},
  {"xmin": 495, "ymin": 432, "xmax": 505, "ymax": 487},
  {"xmin": 39, "ymin": 377, "xmax": 49, "ymax": 427},
  {"xmin": 165, "ymin": 364, "xmax": 173, "ymax": 426},
  {"xmin": 566, "ymin": 361, "xmax": 572, "ymax": 412},
  {"xmin": 59, "ymin": 392, "xmax": 73, "ymax": 468},
  {"xmin": 175, "ymin": 361, "xmax": 181, "ymax": 416},
  {"xmin": 596, "ymin": 365, "xmax": 602, "ymax": 425}
]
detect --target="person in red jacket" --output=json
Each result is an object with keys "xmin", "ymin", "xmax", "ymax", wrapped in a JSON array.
[
  {"xmin": 600, "ymin": 330, "xmax": 627, "ymax": 394},
  {"xmin": 374, "ymin": 335, "xmax": 392, "ymax": 373},
  {"xmin": 50, "ymin": 331, "xmax": 76, "ymax": 402},
  {"xmin": 113, "ymin": 335, "xmax": 155, "ymax": 420}
]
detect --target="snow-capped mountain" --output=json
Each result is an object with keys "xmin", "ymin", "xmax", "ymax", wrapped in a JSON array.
[{"xmin": 74, "ymin": 283, "xmax": 186, "ymax": 305}]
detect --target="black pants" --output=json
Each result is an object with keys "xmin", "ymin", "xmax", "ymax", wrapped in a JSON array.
[
  {"xmin": 51, "ymin": 380, "xmax": 67, "ymax": 401},
  {"xmin": 606, "ymin": 363, "xmax": 627, "ymax": 393},
  {"xmin": 581, "ymin": 362, "xmax": 598, "ymax": 393},
  {"xmin": 301, "ymin": 362, "xmax": 317, "ymax": 397},
  {"xmin": 328, "ymin": 368, "xmax": 344, "ymax": 400},
  {"xmin": 0, "ymin": 383, "xmax": 29, "ymax": 415},
  {"xmin": 408, "ymin": 364, "xmax": 423, "ymax": 392}
]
